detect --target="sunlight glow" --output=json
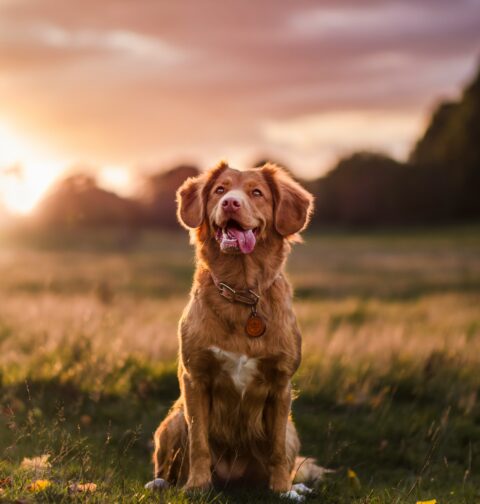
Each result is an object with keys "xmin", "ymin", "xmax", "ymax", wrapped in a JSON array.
[
  {"xmin": 262, "ymin": 109, "xmax": 427, "ymax": 161},
  {"xmin": 98, "ymin": 166, "xmax": 132, "ymax": 196},
  {"xmin": 0, "ymin": 121, "xmax": 66, "ymax": 214}
]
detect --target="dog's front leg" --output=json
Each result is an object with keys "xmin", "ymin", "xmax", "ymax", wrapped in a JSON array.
[
  {"xmin": 267, "ymin": 383, "xmax": 293, "ymax": 493},
  {"xmin": 181, "ymin": 372, "xmax": 212, "ymax": 491}
]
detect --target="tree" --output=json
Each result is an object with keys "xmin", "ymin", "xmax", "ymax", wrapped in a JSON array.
[
  {"xmin": 137, "ymin": 164, "xmax": 200, "ymax": 227},
  {"xmin": 411, "ymin": 64, "xmax": 480, "ymax": 217},
  {"xmin": 35, "ymin": 173, "xmax": 139, "ymax": 228}
]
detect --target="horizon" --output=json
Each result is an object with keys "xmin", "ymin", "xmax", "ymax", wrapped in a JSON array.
[{"xmin": 1, "ymin": 0, "xmax": 479, "ymax": 215}]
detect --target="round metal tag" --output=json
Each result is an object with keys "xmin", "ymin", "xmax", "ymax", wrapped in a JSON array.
[{"xmin": 245, "ymin": 313, "xmax": 266, "ymax": 338}]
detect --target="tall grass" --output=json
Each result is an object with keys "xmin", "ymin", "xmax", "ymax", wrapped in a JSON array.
[{"xmin": 0, "ymin": 227, "xmax": 479, "ymax": 502}]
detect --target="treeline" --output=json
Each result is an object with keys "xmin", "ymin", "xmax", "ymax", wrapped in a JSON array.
[
  {"xmin": 34, "ymin": 64, "xmax": 480, "ymax": 228},
  {"xmin": 34, "ymin": 165, "xmax": 200, "ymax": 229}
]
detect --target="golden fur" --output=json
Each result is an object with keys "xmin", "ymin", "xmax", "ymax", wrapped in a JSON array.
[{"xmin": 151, "ymin": 162, "xmax": 315, "ymax": 493}]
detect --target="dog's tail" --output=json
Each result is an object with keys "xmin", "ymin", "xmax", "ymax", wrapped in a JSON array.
[{"xmin": 293, "ymin": 456, "xmax": 334, "ymax": 486}]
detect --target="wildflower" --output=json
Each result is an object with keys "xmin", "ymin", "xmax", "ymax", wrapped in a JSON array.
[
  {"xmin": 416, "ymin": 500, "xmax": 437, "ymax": 504},
  {"xmin": 347, "ymin": 468, "xmax": 358, "ymax": 479},
  {"xmin": 27, "ymin": 479, "xmax": 51, "ymax": 492},
  {"xmin": 347, "ymin": 468, "xmax": 361, "ymax": 490}
]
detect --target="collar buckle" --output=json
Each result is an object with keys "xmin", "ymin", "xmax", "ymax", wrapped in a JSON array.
[{"xmin": 218, "ymin": 282, "xmax": 259, "ymax": 306}]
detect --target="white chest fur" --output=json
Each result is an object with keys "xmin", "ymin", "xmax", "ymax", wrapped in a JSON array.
[{"xmin": 209, "ymin": 346, "xmax": 258, "ymax": 395}]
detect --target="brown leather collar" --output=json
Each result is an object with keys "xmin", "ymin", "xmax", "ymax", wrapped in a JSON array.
[
  {"xmin": 209, "ymin": 271, "xmax": 270, "ymax": 337},
  {"xmin": 210, "ymin": 273, "xmax": 260, "ymax": 306}
]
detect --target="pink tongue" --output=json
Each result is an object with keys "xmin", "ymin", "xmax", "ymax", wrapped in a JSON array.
[{"xmin": 229, "ymin": 227, "xmax": 256, "ymax": 254}]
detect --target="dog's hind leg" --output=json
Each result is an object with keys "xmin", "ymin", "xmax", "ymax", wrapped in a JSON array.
[
  {"xmin": 147, "ymin": 401, "xmax": 189, "ymax": 490},
  {"xmin": 283, "ymin": 419, "xmax": 301, "ymax": 482},
  {"xmin": 280, "ymin": 420, "xmax": 330, "ymax": 500}
]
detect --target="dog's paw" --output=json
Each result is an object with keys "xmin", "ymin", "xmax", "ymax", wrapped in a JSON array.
[
  {"xmin": 291, "ymin": 483, "xmax": 313, "ymax": 495},
  {"xmin": 269, "ymin": 466, "xmax": 291, "ymax": 493},
  {"xmin": 144, "ymin": 478, "xmax": 169, "ymax": 490},
  {"xmin": 184, "ymin": 477, "xmax": 212, "ymax": 493},
  {"xmin": 281, "ymin": 489, "xmax": 306, "ymax": 502}
]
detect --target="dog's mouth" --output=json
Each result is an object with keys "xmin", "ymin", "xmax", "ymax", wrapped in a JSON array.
[{"xmin": 214, "ymin": 219, "xmax": 259, "ymax": 254}]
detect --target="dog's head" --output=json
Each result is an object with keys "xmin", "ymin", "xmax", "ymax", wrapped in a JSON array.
[{"xmin": 176, "ymin": 161, "xmax": 313, "ymax": 254}]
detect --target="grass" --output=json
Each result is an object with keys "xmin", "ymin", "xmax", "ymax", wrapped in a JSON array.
[{"xmin": 1, "ymin": 226, "xmax": 480, "ymax": 503}]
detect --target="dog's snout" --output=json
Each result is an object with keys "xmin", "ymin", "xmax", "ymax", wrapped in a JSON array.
[{"xmin": 221, "ymin": 196, "xmax": 241, "ymax": 212}]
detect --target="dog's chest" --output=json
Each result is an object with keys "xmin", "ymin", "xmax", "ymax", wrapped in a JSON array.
[{"xmin": 209, "ymin": 346, "xmax": 258, "ymax": 395}]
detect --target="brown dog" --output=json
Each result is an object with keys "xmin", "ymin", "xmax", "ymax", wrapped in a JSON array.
[{"xmin": 147, "ymin": 162, "xmax": 321, "ymax": 499}]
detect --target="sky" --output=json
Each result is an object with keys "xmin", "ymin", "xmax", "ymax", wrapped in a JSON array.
[{"xmin": 0, "ymin": 0, "xmax": 479, "ymax": 213}]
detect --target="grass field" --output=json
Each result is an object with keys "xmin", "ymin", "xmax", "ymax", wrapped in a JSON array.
[{"xmin": 1, "ymin": 226, "xmax": 480, "ymax": 503}]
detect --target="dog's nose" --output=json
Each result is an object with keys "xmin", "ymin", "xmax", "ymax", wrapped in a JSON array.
[{"xmin": 221, "ymin": 196, "xmax": 241, "ymax": 212}]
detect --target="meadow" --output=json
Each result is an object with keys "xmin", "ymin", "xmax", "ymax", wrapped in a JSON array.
[{"xmin": 1, "ymin": 226, "xmax": 480, "ymax": 503}]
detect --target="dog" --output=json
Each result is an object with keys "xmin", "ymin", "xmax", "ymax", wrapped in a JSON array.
[{"xmin": 146, "ymin": 161, "xmax": 323, "ymax": 500}]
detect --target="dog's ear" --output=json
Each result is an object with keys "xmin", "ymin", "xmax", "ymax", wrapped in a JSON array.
[
  {"xmin": 176, "ymin": 161, "xmax": 229, "ymax": 229},
  {"xmin": 262, "ymin": 164, "xmax": 314, "ymax": 236},
  {"xmin": 176, "ymin": 175, "xmax": 205, "ymax": 229}
]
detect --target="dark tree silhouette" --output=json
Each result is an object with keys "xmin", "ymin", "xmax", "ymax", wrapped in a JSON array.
[
  {"xmin": 35, "ymin": 173, "xmax": 139, "ymax": 228},
  {"xmin": 28, "ymin": 62, "xmax": 480, "ymax": 229},
  {"xmin": 411, "ymin": 64, "xmax": 480, "ymax": 217},
  {"xmin": 137, "ymin": 164, "xmax": 200, "ymax": 228},
  {"xmin": 310, "ymin": 61, "xmax": 480, "ymax": 226}
]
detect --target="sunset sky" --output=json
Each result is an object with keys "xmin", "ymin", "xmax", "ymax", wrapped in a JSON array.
[{"xmin": 0, "ymin": 0, "xmax": 479, "ymax": 213}]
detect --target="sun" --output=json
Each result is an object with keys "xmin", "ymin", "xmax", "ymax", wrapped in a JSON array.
[
  {"xmin": 98, "ymin": 165, "xmax": 132, "ymax": 196},
  {"xmin": 0, "ymin": 164, "xmax": 65, "ymax": 215},
  {"xmin": 0, "ymin": 121, "xmax": 66, "ymax": 215}
]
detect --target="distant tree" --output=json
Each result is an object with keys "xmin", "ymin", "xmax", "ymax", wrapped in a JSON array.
[
  {"xmin": 312, "ymin": 152, "xmax": 410, "ymax": 225},
  {"xmin": 307, "ymin": 62, "xmax": 480, "ymax": 226},
  {"xmin": 35, "ymin": 173, "xmax": 140, "ymax": 228},
  {"xmin": 25, "ymin": 62, "xmax": 480, "ymax": 231},
  {"xmin": 411, "ymin": 64, "xmax": 480, "ymax": 217},
  {"xmin": 136, "ymin": 164, "xmax": 200, "ymax": 228},
  {"xmin": 311, "ymin": 150, "xmax": 459, "ymax": 226}
]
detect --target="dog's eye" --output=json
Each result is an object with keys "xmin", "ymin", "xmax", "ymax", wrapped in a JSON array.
[
  {"xmin": 215, "ymin": 186, "xmax": 225, "ymax": 194},
  {"xmin": 252, "ymin": 188, "xmax": 263, "ymax": 197}
]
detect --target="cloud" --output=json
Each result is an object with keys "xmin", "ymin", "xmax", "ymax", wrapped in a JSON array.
[
  {"xmin": 290, "ymin": 1, "xmax": 480, "ymax": 41},
  {"xmin": 0, "ymin": 22, "xmax": 185, "ymax": 65},
  {"xmin": 0, "ymin": 0, "xmax": 478, "ymax": 179},
  {"xmin": 258, "ymin": 107, "xmax": 431, "ymax": 178}
]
